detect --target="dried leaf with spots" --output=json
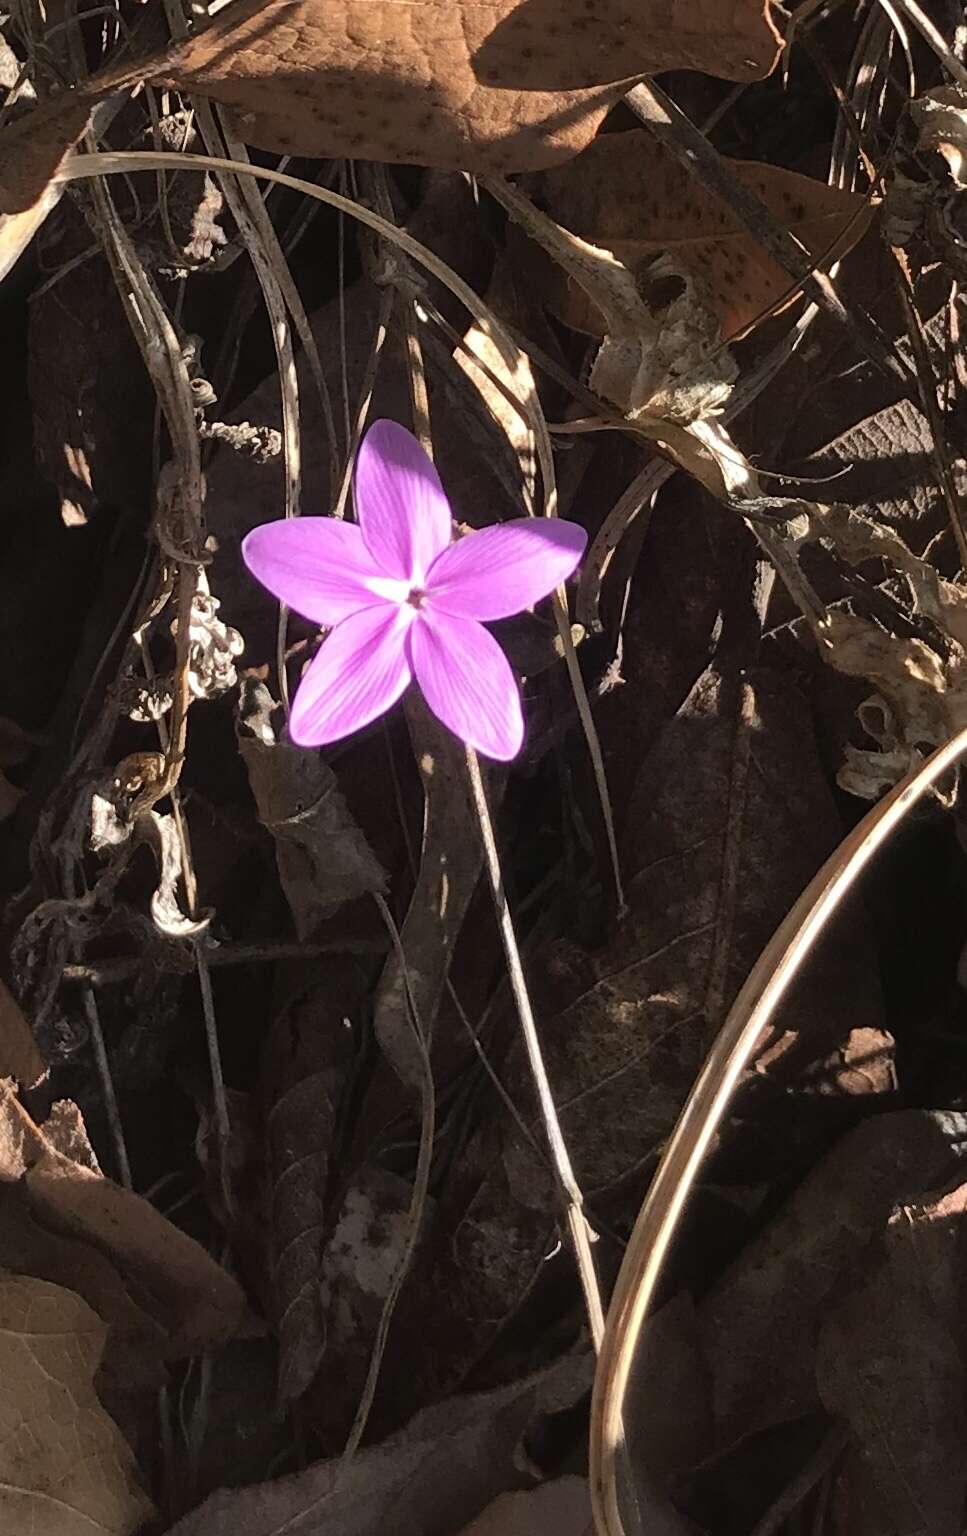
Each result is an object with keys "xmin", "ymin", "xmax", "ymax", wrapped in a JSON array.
[
  {"xmin": 0, "ymin": 0, "xmax": 781, "ymax": 215},
  {"xmin": 164, "ymin": 1351, "xmax": 591, "ymax": 1536},
  {"xmin": 0, "ymin": 1273, "xmax": 154, "ymax": 1535},
  {"xmin": 239, "ymin": 688, "xmax": 387, "ymax": 940},
  {"xmin": 0, "ymin": 1080, "xmax": 250, "ymax": 1365},
  {"xmin": 528, "ymin": 130, "xmax": 872, "ymax": 339}
]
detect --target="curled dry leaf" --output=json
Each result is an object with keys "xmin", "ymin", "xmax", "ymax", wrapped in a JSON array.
[
  {"xmin": 528, "ymin": 130, "xmax": 872, "ymax": 340},
  {"xmin": 0, "ymin": 1080, "xmax": 250, "ymax": 1375},
  {"xmin": 0, "ymin": 1272, "xmax": 155, "ymax": 1535},
  {"xmin": 89, "ymin": 787, "xmax": 209, "ymax": 938},
  {"xmin": 0, "ymin": 1, "xmax": 781, "ymax": 216},
  {"xmin": 786, "ymin": 502, "xmax": 967, "ymax": 796},
  {"xmin": 239, "ymin": 683, "xmax": 387, "ymax": 940}
]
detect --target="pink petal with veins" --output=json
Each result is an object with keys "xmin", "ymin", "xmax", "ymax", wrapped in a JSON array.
[
  {"xmin": 289, "ymin": 605, "xmax": 413, "ymax": 747},
  {"xmin": 408, "ymin": 608, "xmax": 524, "ymax": 761},
  {"xmin": 354, "ymin": 419, "xmax": 453, "ymax": 584},
  {"xmin": 425, "ymin": 518, "xmax": 587, "ymax": 621},
  {"xmin": 242, "ymin": 517, "xmax": 395, "ymax": 625}
]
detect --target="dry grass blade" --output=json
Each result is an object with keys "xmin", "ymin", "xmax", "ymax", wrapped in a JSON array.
[
  {"xmin": 465, "ymin": 747, "xmax": 606, "ymax": 1351},
  {"xmin": 589, "ymin": 720, "xmax": 967, "ymax": 1536}
]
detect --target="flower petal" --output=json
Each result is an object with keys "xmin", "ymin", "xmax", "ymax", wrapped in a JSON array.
[
  {"xmin": 354, "ymin": 420, "xmax": 453, "ymax": 584},
  {"xmin": 408, "ymin": 609, "xmax": 524, "ymax": 761},
  {"xmin": 242, "ymin": 517, "xmax": 400, "ymax": 625},
  {"xmin": 289, "ymin": 605, "xmax": 413, "ymax": 747},
  {"xmin": 424, "ymin": 518, "xmax": 587, "ymax": 620}
]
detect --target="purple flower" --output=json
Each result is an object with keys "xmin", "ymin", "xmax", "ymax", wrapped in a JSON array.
[{"xmin": 242, "ymin": 420, "xmax": 587, "ymax": 761}]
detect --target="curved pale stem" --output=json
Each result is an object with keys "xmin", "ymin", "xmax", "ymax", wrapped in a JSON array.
[{"xmin": 590, "ymin": 723, "xmax": 967, "ymax": 1536}]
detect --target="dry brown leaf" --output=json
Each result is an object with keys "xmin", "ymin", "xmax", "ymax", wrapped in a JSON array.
[
  {"xmin": 529, "ymin": 130, "xmax": 871, "ymax": 338},
  {"xmin": 699, "ymin": 1111, "xmax": 967, "ymax": 1448},
  {"xmin": 816, "ymin": 1172, "xmax": 967, "ymax": 1536},
  {"xmin": 0, "ymin": 1182, "xmax": 167, "ymax": 1388},
  {"xmin": 239, "ymin": 691, "xmax": 388, "ymax": 940},
  {"xmin": 164, "ymin": 1351, "xmax": 591, "ymax": 1536},
  {"xmin": 261, "ymin": 958, "xmax": 367, "ymax": 1406},
  {"xmin": 27, "ymin": 1151, "xmax": 249, "ymax": 1357},
  {"xmin": 0, "ymin": 976, "xmax": 46, "ymax": 1088},
  {"xmin": 0, "ymin": 1272, "xmax": 155, "ymax": 1535},
  {"xmin": 0, "ymin": 1, "xmax": 781, "ymax": 215},
  {"xmin": 458, "ymin": 1477, "xmax": 592, "ymax": 1536},
  {"xmin": 0, "ymin": 1081, "xmax": 250, "ymax": 1364}
]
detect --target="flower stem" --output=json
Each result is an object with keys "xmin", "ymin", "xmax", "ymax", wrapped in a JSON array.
[{"xmin": 464, "ymin": 745, "xmax": 605, "ymax": 1349}]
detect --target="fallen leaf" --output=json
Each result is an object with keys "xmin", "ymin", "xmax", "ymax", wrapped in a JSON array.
[
  {"xmin": 0, "ymin": 1182, "xmax": 167, "ymax": 1387},
  {"xmin": 0, "ymin": 976, "xmax": 46, "ymax": 1088},
  {"xmin": 163, "ymin": 1351, "xmax": 591, "ymax": 1536},
  {"xmin": 239, "ymin": 691, "xmax": 388, "ymax": 940},
  {"xmin": 542, "ymin": 664, "xmax": 890, "ymax": 1192},
  {"xmin": 623, "ymin": 1114, "xmax": 967, "ymax": 1530},
  {"xmin": 529, "ymin": 130, "xmax": 871, "ymax": 338},
  {"xmin": 699, "ymin": 1110, "xmax": 967, "ymax": 1448},
  {"xmin": 0, "ymin": 0, "xmax": 781, "ymax": 215},
  {"xmin": 0, "ymin": 1081, "xmax": 250, "ymax": 1367},
  {"xmin": 817, "ymin": 1173, "xmax": 967, "ymax": 1536},
  {"xmin": 261, "ymin": 959, "xmax": 367, "ymax": 1406},
  {"xmin": 0, "ymin": 1272, "xmax": 155, "ymax": 1535},
  {"xmin": 310, "ymin": 1163, "xmax": 422, "ymax": 1442},
  {"xmin": 457, "ymin": 1476, "xmax": 592, "ymax": 1536}
]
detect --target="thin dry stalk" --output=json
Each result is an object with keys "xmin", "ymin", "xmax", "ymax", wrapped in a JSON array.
[
  {"xmin": 465, "ymin": 746, "xmax": 606, "ymax": 1350},
  {"xmin": 81, "ymin": 982, "xmax": 132, "ymax": 1187},
  {"xmin": 340, "ymin": 892, "xmax": 434, "ymax": 1466},
  {"xmin": 873, "ymin": 0, "xmax": 967, "ymax": 87},
  {"xmin": 589, "ymin": 721, "xmax": 967, "ymax": 1536}
]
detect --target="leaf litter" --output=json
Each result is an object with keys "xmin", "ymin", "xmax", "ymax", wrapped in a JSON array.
[{"xmin": 2, "ymin": 1, "xmax": 967, "ymax": 1534}]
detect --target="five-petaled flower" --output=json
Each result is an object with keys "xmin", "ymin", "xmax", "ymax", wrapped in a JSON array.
[{"xmin": 242, "ymin": 420, "xmax": 587, "ymax": 760}]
